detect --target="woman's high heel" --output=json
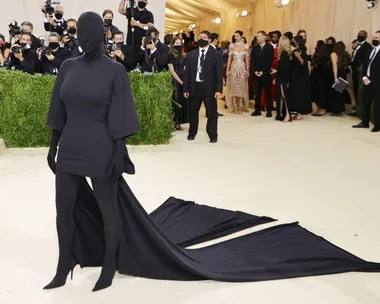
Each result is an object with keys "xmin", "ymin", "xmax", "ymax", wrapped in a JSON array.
[
  {"xmin": 43, "ymin": 258, "xmax": 77, "ymax": 290},
  {"xmin": 92, "ymin": 258, "xmax": 117, "ymax": 292}
]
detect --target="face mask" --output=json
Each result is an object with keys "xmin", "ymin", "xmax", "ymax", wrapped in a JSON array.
[
  {"xmin": 104, "ymin": 19, "xmax": 112, "ymax": 26},
  {"xmin": 357, "ymin": 35, "xmax": 366, "ymax": 43},
  {"xmin": 373, "ymin": 40, "xmax": 379, "ymax": 47},
  {"xmin": 174, "ymin": 45, "xmax": 182, "ymax": 52},
  {"xmin": 116, "ymin": 42, "xmax": 123, "ymax": 48},
  {"xmin": 67, "ymin": 27, "xmax": 77, "ymax": 35},
  {"xmin": 55, "ymin": 13, "xmax": 63, "ymax": 20},
  {"xmin": 138, "ymin": 1, "xmax": 147, "ymax": 9},
  {"xmin": 198, "ymin": 39, "xmax": 208, "ymax": 48},
  {"xmin": 271, "ymin": 39, "xmax": 278, "ymax": 44},
  {"xmin": 49, "ymin": 42, "xmax": 59, "ymax": 49},
  {"xmin": 327, "ymin": 44, "xmax": 334, "ymax": 51}
]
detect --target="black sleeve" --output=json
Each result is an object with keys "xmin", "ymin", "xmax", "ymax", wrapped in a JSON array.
[
  {"xmin": 46, "ymin": 61, "xmax": 69, "ymax": 132},
  {"xmin": 215, "ymin": 51, "xmax": 223, "ymax": 93},
  {"xmin": 147, "ymin": 11, "xmax": 154, "ymax": 24},
  {"xmin": 126, "ymin": 7, "xmax": 132, "ymax": 19},
  {"xmin": 151, "ymin": 45, "xmax": 168, "ymax": 68},
  {"xmin": 44, "ymin": 21, "xmax": 51, "ymax": 32},
  {"xmin": 20, "ymin": 51, "xmax": 38, "ymax": 74},
  {"xmin": 168, "ymin": 52, "xmax": 174, "ymax": 65},
  {"xmin": 183, "ymin": 54, "xmax": 190, "ymax": 93},
  {"xmin": 250, "ymin": 48, "xmax": 255, "ymax": 73},
  {"xmin": 51, "ymin": 48, "xmax": 70, "ymax": 69},
  {"xmin": 123, "ymin": 46, "xmax": 136, "ymax": 71},
  {"xmin": 108, "ymin": 64, "xmax": 141, "ymax": 141},
  {"xmin": 266, "ymin": 45, "xmax": 274, "ymax": 72}
]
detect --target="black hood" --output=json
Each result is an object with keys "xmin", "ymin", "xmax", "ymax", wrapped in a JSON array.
[{"xmin": 77, "ymin": 12, "xmax": 104, "ymax": 60}]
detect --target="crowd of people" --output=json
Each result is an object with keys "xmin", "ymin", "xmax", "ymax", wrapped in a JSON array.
[{"xmin": 0, "ymin": 0, "xmax": 379, "ymax": 137}]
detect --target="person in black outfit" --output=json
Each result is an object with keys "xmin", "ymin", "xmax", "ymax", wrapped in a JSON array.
[
  {"xmin": 42, "ymin": 4, "xmax": 67, "ymax": 36},
  {"xmin": 8, "ymin": 32, "xmax": 38, "ymax": 74},
  {"xmin": 118, "ymin": 0, "xmax": 154, "ymax": 51},
  {"xmin": 103, "ymin": 9, "xmax": 120, "ymax": 39},
  {"xmin": 288, "ymin": 35, "xmax": 312, "ymax": 120},
  {"xmin": 62, "ymin": 19, "xmax": 83, "ymax": 58},
  {"xmin": 251, "ymin": 31, "xmax": 274, "ymax": 117},
  {"xmin": 111, "ymin": 31, "xmax": 136, "ymax": 71},
  {"xmin": 43, "ymin": 11, "xmax": 141, "ymax": 292},
  {"xmin": 38, "ymin": 32, "xmax": 70, "ymax": 75},
  {"xmin": 20, "ymin": 22, "xmax": 42, "ymax": 51},
  {"xmin": 168, "ymin": 36, "xmax": 189, "ymax": 130},
  {"xmin": 183, "ymin": 30, "xmax": 223, "ymax": 143},
  {"xmin": 0, "ymin": 34, "xmax": 5, "ymax": 66},
  {"xmin": 353, "ymin": 31, "xmax": 380, "ymax": 132},
  {"xmin": 137, "ymin": 27, "xmax": 168, "ymax": 73},
  {"xmin": 311, "ymin": 40, "xmax": 330, "ymax": 116},
  {"xmin": 274, "ymin": 36, "xmax": 292, "ymax": 122}
]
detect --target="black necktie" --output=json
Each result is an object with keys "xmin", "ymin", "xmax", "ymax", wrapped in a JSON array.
[{"xmin": 199, "ymin": 50, "xmax": 205, "ymax": 81}]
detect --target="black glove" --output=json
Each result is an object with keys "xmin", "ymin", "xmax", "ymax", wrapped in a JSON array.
[
  {"xmin": 47, "ymin": 129, "xmax": 61, "ymax": 174},
  {"xmin": 108, "ymin": 138, "xmax": 126, "ymax": 181}
]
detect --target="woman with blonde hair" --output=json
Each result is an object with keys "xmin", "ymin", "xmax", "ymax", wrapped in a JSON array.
[
  {"xmin": 168, "ymin": 36, "xmax": 189, "ymax": 130},
  {"xmin": 275, "ymin": 36, "xmax": 292, "ymax": 122}
]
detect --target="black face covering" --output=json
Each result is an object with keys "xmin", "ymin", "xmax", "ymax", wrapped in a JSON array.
[
  {"xmin": 104, "ymin": 19, "xmax": 113, "ymax": 26},
  {"xmin": 138, "ymin": 1, "xmax": 147, "ymax": 9},
  {"xmin": 198, "ymin": 39, "xmax": 208, "ymax": 48},
  {"xmin": 55, "ymin": 13, "xmax": 63, "ymax": 20},
  {"xmin": 77, "ymin": 12, "xmax": 105, "ymax": 62},
  {"xmin": 49, "ymin": 42, "xmax": 59, "ymax": 49},
  {"xmin": 373, "ymin": 39, "xmax": 379, "ymax": 47},
  {"xmin": 174, "ymin": 45, "xmax": 182, "ymax": 52},
  {"xmin": 357, "ymin": 35, "xmax": 366, "ymax": 43},
  {"xmin": 67, "ymin": 27, "xmax": 77, "ymax": 35}
]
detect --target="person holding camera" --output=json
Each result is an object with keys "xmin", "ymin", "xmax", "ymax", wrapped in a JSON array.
[
  {"xmin": 21, "ymin": 22, "xmax": 42, "ymax": 51},
  {"xmin": 137, "ymin": 27, "xmax": 168, "ymax": 73},
  {"xmin": 42, "ymin": 4, "xmax": 67, "ymax": 36},
  {"xmin": 103, "ymin": 10, "xmax": 119, "ymax": 39},
  {"xmin": 118, "ymin": 0, "xmax": 154, "ymax": 51},
  {"xmin": 8, "ymin": 32, "xmax": 38, "ymax": 74},
  {"xmin": 0, "ymin": 34, "xmax": 6, "ymax": 66},
  {"xmin": 61, "ymin": 19, "xmax": 83, "ymax": 58},
  {"xmin": 38, "ymin": 32, "xmax": 70, "ymax": 75},
  {"xmin": 110, "ymin": 31, "xmax": 136, "ymax": 71}
]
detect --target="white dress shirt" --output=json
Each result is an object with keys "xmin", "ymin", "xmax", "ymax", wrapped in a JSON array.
[
  {"xmin": 353, "ymin": 41, "xmax": 366, "ymax": 60},
  {"xmin": 196, "ymin": 46, "xmax": 209, "ymax": 82}
]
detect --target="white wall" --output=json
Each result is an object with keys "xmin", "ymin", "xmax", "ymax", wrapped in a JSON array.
[{"xmin": 0, "ymin": 0, "xmax": 165, "ymax": 40}]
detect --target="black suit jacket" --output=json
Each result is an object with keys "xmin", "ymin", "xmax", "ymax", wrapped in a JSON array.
[
  {"xmin": 364, "ymin": 48, "xmax": 380, "ymax": 86},
  {"xmin": 116, "ymin": 45, "xmax": 136, "ymax": 71},
  {"xmin": 250, "ymin": 43, "xmax": 274, "ymax": 75},
  {"xmin": 352, "ymin": 41, "xmax": 372, "ymax": 71},
  {"xmin": 183, "ymin": 46, "xmax": 223, "ymax": 97},
  {"xmin": 137, "ymin": 40, "xmax": 169, "ymax": 72},
  {"xmin": 9, "ymin": 49, "xmax": 38, "ymax": 74}
]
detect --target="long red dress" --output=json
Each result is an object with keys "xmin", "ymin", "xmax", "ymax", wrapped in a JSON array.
[{"xmin": 261, "ymin": 42, "xmax": 278, "ymax": 107}]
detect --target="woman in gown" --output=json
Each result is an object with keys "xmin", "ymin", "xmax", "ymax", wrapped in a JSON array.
[
  {"xmin": 275, "ymin": 36, "xmax": 292, "ymax": 122},
  {"xmin": 168, "ymin": 36, "xmax": 188, "ymax": 130},
  {"xmin": 330, "ymin": 41, "xmax": 351, "ymax": 116},
  {"xmin": 297, "ymin": 30, "xmax": 312, "ymax": 73},
  {"xmin": 289, "ymin": 35, "xmax": 312, "ymax": 120},
  {"xmin": 226, "ymin": 30, "xmax": 250, "ymax": 114},
  {"xmin": 43, "ymin": 12, "xmax": 380, "ymax": 293},
  {"xmin": 311, "ymin": 41, "xmax": 330, "ymax": 116}
]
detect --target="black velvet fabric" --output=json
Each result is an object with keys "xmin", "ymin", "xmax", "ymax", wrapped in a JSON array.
[{"xmin": 71, "ymin": 178, "xmax": 380, "ymax": 282}]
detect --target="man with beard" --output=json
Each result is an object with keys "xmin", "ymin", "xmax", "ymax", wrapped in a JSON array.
[{"xmin": 260, "ymin": 31, "xmax": 281, "ymax": 111}]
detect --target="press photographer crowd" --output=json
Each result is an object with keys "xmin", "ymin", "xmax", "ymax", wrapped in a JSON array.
[{"xmin": 0, "ymin": 0, "xmax": 171, "ymax": 76}]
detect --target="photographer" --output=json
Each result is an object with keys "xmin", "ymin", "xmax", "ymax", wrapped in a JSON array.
[
  {"xmin": 3, "ymin": 21, "xmax": 23, "ymax": 61},
  {"xmin": 0, "ymin": 34, "xmax": 6, "ymax": 66},
  {"xmin": 38, "ymin": 32, "xmax": 69, "ymax": 75},
  {"xmin": 8, "ymin": 32, "xmax": 38, "ymax": 74},
  {"xmin": 103, "ymin": 9, "xmax": 119, "ymax": 39},
  {"xmin": 42, "ymin": 3, "xmax": 67, "ymax": 36},
  {"xmin": 20, "ymin": 22, "xmax": 42, "ymax": 51},
  {"xmin": 118, "ymin": 0, "xmax": 154, "ymax": 50},
  {"xmin": 61, "ymin": 19, "xmax": 83, "ymax": 58},
  {"xmin": 137, "ymin": 27, "xmax": 169, "ymax": 73},
  {"xmin": 109, "ymin": 31, "xmax": 136, "ymax": 71}
]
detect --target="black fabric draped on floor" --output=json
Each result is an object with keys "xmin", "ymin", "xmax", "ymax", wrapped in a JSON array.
[{"xmin": 72, "ymin": 177, "xmax": 380, "ymax": 282}]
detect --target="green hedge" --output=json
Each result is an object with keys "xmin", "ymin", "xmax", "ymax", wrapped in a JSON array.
[{"xmin": 0, "ymin": 69, "xmax": 173, "ymax": 147}]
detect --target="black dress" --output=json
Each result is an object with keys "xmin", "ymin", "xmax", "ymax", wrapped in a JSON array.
[
  {"xmin": 289, "ymin": 50, "xmax": 312, "ymax": 114},
  {"xmin": 168, "ymin": 52, "xmax": 189, "ymax": 125},
  {"xmin": 276, "ymin": 51, "xmax": 291, "ymax": 118},
  {"xmin": 311, "ymin": 53, "xmax": 329, "ymax": 109}
]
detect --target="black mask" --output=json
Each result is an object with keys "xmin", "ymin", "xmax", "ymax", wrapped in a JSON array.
[
  {"xmin": 271, "ymin": 39, "xmax": 278, "ymax": 44},
  {"xmin": 198, "ymin": 39, "xmax": 208, "ymax": 48},
  {"xmin": 67, "ymin": 27, "xmax": 77, "ymax": 35},
  {"xmin": 104, "ymin": 19, "xmax": 112, "ymax": 26},
  {"xmin": 138, "ymin": 1, "xmax": 147, "ymax": 9},
  {"xmin": 55, "ymin": 13, "xmax": 63, "ymax": 20},
  {"xmin": 373, "ymin": 40, "xmax": 379, "ymax": 47},
  {"xmin": 174, "ymin": 45, "xmax": 182, "ymax": 52},
  {"xmin": 77, "ymin": 12, "xmax": 105, "ymax": 61},
  {"xmin": 357, "ymin": 35, "xmax": 366, "ymax": 43},
  {"xmin": 326, "ymin": 44, "xmax": 334, "ymax": 51},
  {"xmin": 49, "ymin": 42, "xmax": 59, "ymax": 49}
]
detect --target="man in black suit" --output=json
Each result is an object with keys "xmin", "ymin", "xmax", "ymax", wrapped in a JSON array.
[
  {"xmin": 251, "ymin": 30, "xmax": 274, "ymax": 117},
  {"xmin": 351, "ymin": 30, "xmax": 373, "ymax": 115},
  {"xmin": 183, "ymin": 30, "xmax": 223, "ymax": 143},
  {"xmin": 353, "ymin": 30, "xmax": 380, "ymax": 132}
]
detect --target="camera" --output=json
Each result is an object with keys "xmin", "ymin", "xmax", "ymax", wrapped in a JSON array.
[
  {"xmin": 8, "ymin": 21, "xmax": 22, "ymax": 36},
  {"xmin": 143, "ymin": 36, "xmax": 154, "ymax": 48},
  {"xmin": 40, "ymin": 46, "xmax": 52, "ymax": 56},
  {"xmin": 11, "ymin": 44, "xmax": 30, "ymax": 54},
  {"xmin": 106, "ymin": 39, "xmax": 122, "ymax": 53},
  {"xmin": 103, "ymin": 23, "xmax": 110, "ymax": 33},
  {"xmin": 62, "ymin": 30, "xmax": 76, "ymax": 49},
  {"xmin": 42, "ymin": 0, "xmax": 55, "ymax": 17}
]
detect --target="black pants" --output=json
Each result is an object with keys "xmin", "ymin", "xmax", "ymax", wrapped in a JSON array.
[
  {"xmin": 254, "ymin": 74, "xmax": 272, "ymax": 112},
  {"xmin": 352, "ymin": 71, "xmax": 360, "ymax": 101},
  {"xmin": 55, "ymin": 172, "xmax": 121, "ymax": 266},
  {"xmin": 189, "ymin": 82, "xmax": 218, "ymax": 139},
  {"xmin": 361, "ymin": 83, "xmax": 380, "ymax": 127}
]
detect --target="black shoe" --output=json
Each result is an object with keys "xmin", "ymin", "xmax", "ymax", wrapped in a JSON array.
[
  {"xmin": 266, "ymin": 112, "xmax": 272, "ymax": 118},
  {"xmin": 352, "ymin": 122, "xmax": 369, "ymax": 129},
  {"xmin": 93, "ymin": 259, "xmax": 116, "ymax": 292},
  {"xmin": 210, "ymin": 138, "xmax": 218, "ymax": 143},
  {"xmin": 251, "ymin": 111, "xmax": 261, "ymax": 116},
  {"xmin": 43, "ymin": 258, "xmax": 77, "ymax": 290},
  {"xmin": 217, "ymin": 112, "xmax": 224, "ymax": 117},
  {"xmin": 371, "ymin": 127, "xmax": 380, "ymax": 132},
  {"xmin": 187, "ymin": 135, "xmax": 195, "ymax": 140},
  {"xmin": 275, "ymin": 116, "xmax": 283, "ymax": 121}
]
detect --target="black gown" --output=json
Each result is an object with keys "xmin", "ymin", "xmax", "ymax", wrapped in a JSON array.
[
  {"xmin": 47, "ymin": 54, "xmax": 380, "ymax": 284},
  {"xmin": 276, "ymin": 51, "xmax": 291, "ymax": 118},
  {"xmin": 311, "ymin": 54, "xmax": 329, "ymax": 110},
  {"xmin": 168, "ymin": 52, "xmax": 189, "ymax": 125},
  {"xmin": 289, "ymin": 50, "xmax": 312, "ymax": 114}
]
